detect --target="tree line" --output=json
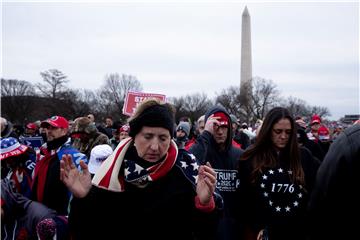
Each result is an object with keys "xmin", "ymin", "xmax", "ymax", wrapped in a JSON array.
[{"xmin": 1, "ymin": 69, "xmax": 330, "ymax": 125}]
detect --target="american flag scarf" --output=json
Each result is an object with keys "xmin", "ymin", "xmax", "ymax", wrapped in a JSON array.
[{"xmin": 93, "ymin": 138, "xmax": 198, "ymax": 191}]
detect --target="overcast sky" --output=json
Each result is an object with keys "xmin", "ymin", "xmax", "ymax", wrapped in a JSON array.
[{"xmin": 2, "ymin": 1, "xmax": 359, "ymax": 120}]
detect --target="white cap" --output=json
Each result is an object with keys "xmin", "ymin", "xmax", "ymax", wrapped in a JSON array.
[{"xmin": 88, "ymin": 144, "xmax": 113, "ymax": 174}]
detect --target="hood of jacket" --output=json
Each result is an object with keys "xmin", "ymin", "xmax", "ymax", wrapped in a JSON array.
[{"xmin": 204, "ymin": 105, "xmax": 233, "ymax": 151}]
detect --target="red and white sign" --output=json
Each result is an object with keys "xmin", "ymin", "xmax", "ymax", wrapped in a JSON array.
[{"xmin": 122, "ymin": 91, "xmax": 166, "ymax": 116}]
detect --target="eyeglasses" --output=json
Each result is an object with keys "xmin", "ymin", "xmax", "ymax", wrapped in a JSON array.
[{"xmin": 213, "ymin": 124, "xmax": 228, "ymax": 131}]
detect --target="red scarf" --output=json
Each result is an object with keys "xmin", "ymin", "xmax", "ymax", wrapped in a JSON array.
[
  {"xmin": 32, "ymin": 150, "xmax": 55, "ymax": 202},
  {"xmin": 92, "ymin": 138, "xmax": 178, "ymax": 192}
]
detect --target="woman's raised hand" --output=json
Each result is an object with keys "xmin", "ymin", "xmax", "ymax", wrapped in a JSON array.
[{"xmin": 60, "ymin": 154, "xmax": 92, "ymax": 198}]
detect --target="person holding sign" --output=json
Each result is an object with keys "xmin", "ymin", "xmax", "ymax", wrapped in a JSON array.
[
  {"xmin": 237, "ymin": 107, "xmax": 320, "ymax": 240},
  {"xmin": 60, "ymin": 98, "xmax": 221, "ymax": 240}
]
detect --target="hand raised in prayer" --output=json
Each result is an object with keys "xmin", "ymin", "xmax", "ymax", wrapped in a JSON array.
[
  {"xmin": 196, "ymin": 162, "xmax": 217, "ymax": 205},
  {"xmin": 60, "ymin": 154, "xmax": 92, "ymax": 198},
  {"xmin": 204, "ymin": 114, "xmax": 221, "ymax": 135}
]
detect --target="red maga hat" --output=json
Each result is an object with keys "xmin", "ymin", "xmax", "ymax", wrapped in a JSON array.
[
  {"xmin": 213, "ymin": 112, "xmax": 229, "ymax": 126},
  {"xmin": 40, "ymin": 116, "xmax": 69, "ymax": 129}
]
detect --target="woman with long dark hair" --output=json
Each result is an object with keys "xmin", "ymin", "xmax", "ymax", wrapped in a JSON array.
[{"xmin": 237, "ymin": 107, "xmax": 320, "ymax": 240}]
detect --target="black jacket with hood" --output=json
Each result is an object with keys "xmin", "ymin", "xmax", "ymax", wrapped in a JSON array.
[{"xmin": 189, "ymin": 105, "xmax": 243, "ymax": 240}]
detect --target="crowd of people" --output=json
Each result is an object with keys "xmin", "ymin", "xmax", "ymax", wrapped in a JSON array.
[{"xmin": 1, "ymin": 101, "xmax": 359, "ymax": 240}]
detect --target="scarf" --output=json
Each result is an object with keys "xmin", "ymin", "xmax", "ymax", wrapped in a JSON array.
[
  {"xmin": 92, "ymin": 138, "xmax": 179, "ymax": 192},
  {"xmin": 32, "ymin": 136, "xmax": 68, "ymax": 202},
  {"xmin": 32, "ymin": 137, "xmax": 86, "ymax": 202},
  {"xmin": 32, "ymin": 149, "xmax": 57, "ymax": 202}
]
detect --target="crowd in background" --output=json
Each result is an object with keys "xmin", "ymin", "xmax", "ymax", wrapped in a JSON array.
[{"xmin": 1, "ymin": 102, "xmax": 359, "ymax": 240}]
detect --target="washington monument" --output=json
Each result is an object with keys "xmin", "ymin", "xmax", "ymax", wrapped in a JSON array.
[{"xmin": 240, "ymin": 6, "xmax": 252, "ymax": 106}]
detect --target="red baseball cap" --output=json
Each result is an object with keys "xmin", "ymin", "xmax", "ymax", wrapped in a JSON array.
[
  {"xmin": 26, "ymin": 123, "xmax": 38, "ymax": 130},
  {"xmin": 318, "ymin": 126, "xmax": 330, "ymax": 140},
  {"xmin": 119, "ymin": 124, "xmax": 130, "ymax": 133},
  {"xmin": 311, "ymin": 115, "xmax": 321, "ymax": 125},
  {"xmin": 40, "ymin": 116, "xmax": 69, "ymax": 129},
  {"xmin": 213, "ymin": 112, "xmax": 229, "ymax": 126}
]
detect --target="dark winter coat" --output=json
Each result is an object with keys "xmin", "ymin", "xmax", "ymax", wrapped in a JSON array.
[
  {"xmin": 189, "ymin": 105, "xmax": 243, "ymax": 240},
  {"xmin": 1, "ymin": 179, "xmax": 64, "ymax": 240},
  {"xmin": 31, "ymin": 136, "xmax": 87, "ymax": 215},
  {"xmin": 69, "ymin": 144, "xmax": 220, "ymax": 240},
  {"xmin": 308, "ymin": 125, "xmax": 360, "ymax": 240}
]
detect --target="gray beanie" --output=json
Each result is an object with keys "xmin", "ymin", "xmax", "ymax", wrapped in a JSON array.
[
  {"xmin": 176, "ymin": 121, "xmax": 190, "ymax": 137},
  {"xmin": 230, "ymin": 114, "xmax": 239, "ymax": 125}
]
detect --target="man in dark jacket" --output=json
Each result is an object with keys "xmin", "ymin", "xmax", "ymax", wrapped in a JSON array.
[
  {"xmin": 308, "ymin": 124, "xmax": 360, "ymax": 239},
  {"xmin": 31, "ymin": 116, "xmax": 87, "ymax": 215},
  {"xmin": 189, "ymin": 105, "xmax": 243, "ymax": 240}
]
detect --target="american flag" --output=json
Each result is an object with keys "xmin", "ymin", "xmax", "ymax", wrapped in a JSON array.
[{"xmin": 123, "ymin": 149, "xmax": 199, "ymax": 187}]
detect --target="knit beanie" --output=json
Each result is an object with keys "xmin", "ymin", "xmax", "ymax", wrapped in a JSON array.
[
  {"xmin": 129, "ymin": 104, "xmax": 175, "ymax": 138},
  {"xmin": 176, "ymin": 121, "xmax": 190, "ymax": 137},
  {"xmin": 37, "ymin": 216, "xmax": 69, "ymax": 240},
  {"xmin": 36, "ymin": 218, "xmax": 56, "ymax": 240}
]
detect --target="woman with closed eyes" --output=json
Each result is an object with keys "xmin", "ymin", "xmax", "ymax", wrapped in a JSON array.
[{"xmin": 236, "ymin": 107, "xmax": 320, "ymax": 240}]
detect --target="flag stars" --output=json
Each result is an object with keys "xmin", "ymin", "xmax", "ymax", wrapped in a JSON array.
[
  {"xmin": 262, "ymin": 174, "xmax": 268, "ymax": 180},
  {"xmin": 293, "ymin": 201, "xmax": 299, "ymax": 207},
  {"xmin": 285, "ymin": 206, "xmax": 291, "ymax": 212},
  {"xmin": 269, "ymin": 200, "xmax": 273, "ymax": 206},
  {"xmin": 125, "ymin": 167, "xmax": 131, "ymax": 176},
  {"xmin": 189, "ymin": 154, "xmax": 196, "ymax": 160},
  {"xmin": 260, "ymin": 183, "xmax": 265, "ymax": 188},
  {"xmin": 276, "ymin": 206, "xmax": 281, "ymax": 212},
  {"xmin": 191, "ymin": 162, "xmax": 199, "ymax": 171},
  {"xmin": 134, "ymin": 164, "xmax": 143, "ymax": 174},
  {"xmin": 180, "ymin": 161, "xmax": 188, "ymax": 169},
  {"xmin": 278, "ymin": 168, "xmax": 283, "ymax": 173},
  {"xmin": 288, "ymin": 170, "xmax": 293, "ymax": 175},
  {"xmin": 263, "ymin": 192, "xmax": 269, "ymax": 197},
  {"xmin": 297, "ymin": 193, "xmax": 303, "ymax": 198},
  {"xmin": 268, "ymin": 170, "xmax": 274, "ymax": 174}
]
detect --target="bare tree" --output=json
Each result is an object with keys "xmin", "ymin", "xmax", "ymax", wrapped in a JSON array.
[
  {"xmin": 310, "ymin": 106, "xmax": 331, "ymax": 119},
  {"xmin": 168, "ymin": 93, "xmax": 212, "ymax": 123},
  {"xmin": 79, "ymin": 89, "xmax": 98, "ymax": 113},
  {"xmin": 1, "ymin": 79, "xmax": 37, "ymax": 123},
  {"xmin": 168, "ymin": 96, "xmax": 186, "ymax": 119},
  {"xmin": 215, "ymin": 86, "xmax": 241, "ymax": 116},
  {"xmin": 183, "ymin": 93, "xmax": 212, "ymax": 122},
  {"xmin": 97, "ymin": 73, "xmax": 142, "ymax": 122},
  {"xmin": 1, "ymin": 78, "xmax": 35, "ymax": 96},
  {"xmin": 55, "ymin": 89, "xmax": 93, "ymax": 119},
  {"xmin": 249, "ymin": 77, "xmax": 281, "ymax": 122},
  {"xmin": 37, "ymin": 69, "xmax": 69, "ymax": 98},
  {"xmin": 283, "ymin": 96, "xmax": 311, "ymax": 117}
]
